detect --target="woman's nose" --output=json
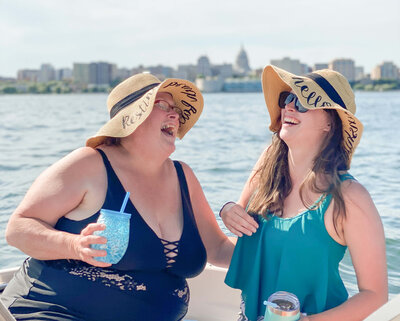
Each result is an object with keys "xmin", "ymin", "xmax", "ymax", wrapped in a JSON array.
[
  {"xmin": 168, "ymin": 110, "xmax": 179, "ymax": 119},
  {"xmin": 285, "ymin": 101, "xmax": 296, "ymax": 112}
]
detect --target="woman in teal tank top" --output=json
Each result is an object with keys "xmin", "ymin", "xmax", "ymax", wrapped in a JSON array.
[{"xmin": 220, "ymin": 66, "xmax": 388, "ymax": 320}]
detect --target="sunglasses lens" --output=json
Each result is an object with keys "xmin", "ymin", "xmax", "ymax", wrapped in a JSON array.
[
  {"xmin": 295, "ymin": 100, "xmax": 308, "ymax": 113},
  {"xmin": 278, "ymin": 92, "xmax": 308, "ymax": 113},
  {"xmin": 278, "ymin": 92, "xmax": 290, "ymax": 109},
  {"xmin": 284, "ymin": 93, "xmax": 295, "ymax": 107}
]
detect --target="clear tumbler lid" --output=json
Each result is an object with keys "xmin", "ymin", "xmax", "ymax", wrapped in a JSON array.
[{"xmin": 265, "ymin": 291, "xmax": 300, "ymax": 316}]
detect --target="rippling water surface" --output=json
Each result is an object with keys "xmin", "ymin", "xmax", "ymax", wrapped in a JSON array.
[{"xmin": 0, "ymin": 92, "xmax": 399, "ymax": 298}]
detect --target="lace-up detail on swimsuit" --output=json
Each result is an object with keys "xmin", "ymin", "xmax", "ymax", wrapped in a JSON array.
[{"xmin": 160, "ymin": 238, "xmax": 180, "ymax": 268}]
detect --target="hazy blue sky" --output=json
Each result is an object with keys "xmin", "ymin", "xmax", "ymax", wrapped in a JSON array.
[{"xmin": 1, "ymin": 0, "xmax": 399, "ymax": 77}]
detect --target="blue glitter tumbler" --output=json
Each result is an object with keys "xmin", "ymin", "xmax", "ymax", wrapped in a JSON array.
[{"xmin": 92, "ymin": 192, "xmax": 131, "ymax": 264}]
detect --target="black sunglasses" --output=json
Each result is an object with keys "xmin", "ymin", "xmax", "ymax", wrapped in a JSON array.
[{"xmin": 278, "ymin": 91, "xmax": 308, "ymax": 113}]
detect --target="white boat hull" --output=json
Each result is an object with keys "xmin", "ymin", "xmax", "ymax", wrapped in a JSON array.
[{"xmin": 1, "ymin": 265, "xmax": 399, "ymax": 321}]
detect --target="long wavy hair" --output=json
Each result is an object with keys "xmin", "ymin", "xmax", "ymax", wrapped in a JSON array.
[{"xmin": 247, "ymin": 109, "xmax": 349, "ymax": 234}]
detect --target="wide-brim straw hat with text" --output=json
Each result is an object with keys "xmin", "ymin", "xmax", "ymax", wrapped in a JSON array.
[
  {"xmin": 262, "ymin": 65, "xmax": 363, "ymax": 168},
  {"xmin": 86, "ymin": 73, "xmax": 204, "ymax": 148}
]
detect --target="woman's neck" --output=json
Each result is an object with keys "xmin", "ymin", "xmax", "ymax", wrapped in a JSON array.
[
  {"xmin": 287, "ymin": 147, "xmax": 316, "ymax": 187},
  {"xmin": 115, "ymin": 140, "xmax": 171, "ymax": 177}
]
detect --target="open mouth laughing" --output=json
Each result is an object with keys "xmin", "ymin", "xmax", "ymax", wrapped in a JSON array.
[
  {"xmin": 161, "ymin": 124, "xmax": 176, "ymax": 137},
  {"xmin": 283, "ymin": 116, "xmax": 300, "ymax": 125}
]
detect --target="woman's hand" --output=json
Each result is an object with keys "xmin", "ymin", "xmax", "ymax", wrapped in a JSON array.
[
  {"xmin": 220, "ymin": 202, "xmax": 259, "ymax": 237},
  {"xmin": 299, "ymin": 313, "xmax": 310, "ymax": 321},
  {"xmin": 72, "ymin": 223, "xmax": 112, "ymax": 267}
]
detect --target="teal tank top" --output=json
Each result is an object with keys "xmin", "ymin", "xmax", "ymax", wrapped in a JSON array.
[{"xmin": 225, "ymin": 174, "xmax": 354, "ymax": 320}]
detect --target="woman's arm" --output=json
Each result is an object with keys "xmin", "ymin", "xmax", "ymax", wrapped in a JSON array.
[
  {"xmin": 303, "ymin": 181, "xmax": 388, "ymax": 321},
  {"xmin": 5, "ymin": 147, "xmax": 111, "ymax": 267},
  {"xmin": 219, "ymin": 146, "xmax": 271, "ymax": 236},
  {"xmin": 179, "ymin": 161, "xmax": 235, "ymax": 268}
]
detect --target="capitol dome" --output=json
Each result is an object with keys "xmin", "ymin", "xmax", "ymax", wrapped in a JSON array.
[{"xmin": 234, "ymin": 46, "xmax": 251, "ymax": 75}]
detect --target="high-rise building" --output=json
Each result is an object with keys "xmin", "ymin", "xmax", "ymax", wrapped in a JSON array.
[
  {"xmin": 371, "ymin": 61, "xmax": 399, "ymax": 80},
  {"xmin": 313, "ymin": 63, "xmax": 329, "ymax": 71},
  {"xmin": 197, "ymin": 56, "xmax": 212, "ymax": 77},
  {"xmin": 234, "ymin": 46, "xmax": 251, "ymax": 75},
  {"xmin": 88, "ymin": 63, "xmax": 98, "ymax": 85},
  {"xmin": 212, "ymin": 64, "xmax": 233, "ymax": 78},
  {"xmin": 146, "ymin": 65, "xmax": 174, "ymax": 80},
  {"xmin": 270, "ymin": 57, "xmax": 304, "ymax": 75},
  {"xmin": 73, "ymin": 63, "xmax": 90, "ymax": 85},
  {"xmin": 38, "ymin": 64, "xmax": 55, "ymax": 83},
  {"xmin": 96, "ymin": 62, "xmax": 113, "ymax": 85},
  {"xmin": 17, "ymin": 69, "xmax": 39, "ymax": 82},
  {"xmin": 73, "ymin": 62, "xmax": 114, "ymax": 86},
  {"xmin": 329, "ymin": 59, "xmax": 355, "ymax": 82},
  {"xmin": 111, "ymin": 64, "xmax": 118, "ymax": 82},
  {"xmin": 115, "ymin": 68, "xmax": 132, "ymax": 82},
  {"xmin": 175, "ymin": 64, "xmax": 197, "ymax": 82},
  {"xmin": 355, "ymin": 66, "xmax": 365, "ymax": 81},
  {"xmin": 56, "ymin": 68, "xmax": 73, "ymax": 81}
]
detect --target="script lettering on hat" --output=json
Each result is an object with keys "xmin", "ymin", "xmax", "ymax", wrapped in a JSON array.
[
  {"xmin": 163, "ymin": 81, "xmax": 199, "ymax": 125},
  {"xmin": 179, "ymin": 100, "xmax": 197, "ymax": 125},
  {"xmin": 343, "ymin": 115, "xmax": 358, "ymax": 155},
  {"xmin": 121, "ymin": 91, "xmax": 152, "ymax": 129},
  {"xmin": 292, "ymin": 77, "xmax": 331, "ymax": 108},
  {"xmin": 163, "ymin": 81, "xmax": 198, "ymax": 102}
]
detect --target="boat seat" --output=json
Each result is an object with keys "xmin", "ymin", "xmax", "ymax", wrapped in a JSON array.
[
  {"xmin": 185, "ymin": 264, "xmax": 241, "ymax": 321},
  {"xmin": 364, "ymin": 294, "xmax": 400, "ymax": 321},
  {"xmin": 0, "ymin": 267, "xmax": 18, "ymax": 321},
  {"xmin": 0, "ymin": 299, "xmax": 16, "ymax": 321}
]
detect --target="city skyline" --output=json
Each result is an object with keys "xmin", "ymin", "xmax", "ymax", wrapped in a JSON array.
[
  {"xmin": 1, "ymin": 0, "xmax": 400, "ymax": 78},
  {"xmin": 7, "ymin": 54, "xmax": 399, "ymax": 79}
]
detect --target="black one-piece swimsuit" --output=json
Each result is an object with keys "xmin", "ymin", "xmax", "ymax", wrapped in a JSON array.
[{"xmin": 2, "ymin": 149, "xmax": 207, "ymax": 321}]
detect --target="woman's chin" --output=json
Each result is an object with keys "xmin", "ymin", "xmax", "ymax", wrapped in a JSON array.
[
  {"xmin": 279, "ymin": 129, "xmax": 293, "ymax": 142},
  {"xmin": 163, "ymin": 141, "xmax": 176, "ymax": 155}
]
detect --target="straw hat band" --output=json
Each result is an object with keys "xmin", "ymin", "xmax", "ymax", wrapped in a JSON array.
[
  {"xmin": 306, "ymin": 73, "xmax": 347, "ymax": 110},
  {"xmin": 110, "ymin": 82, "xmax": 160, "ymax": 118}
]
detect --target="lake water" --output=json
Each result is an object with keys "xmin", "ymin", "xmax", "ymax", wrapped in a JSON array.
[{"xmin": 0, "ymin": 91, "xmax": 399, "ymax": 299}]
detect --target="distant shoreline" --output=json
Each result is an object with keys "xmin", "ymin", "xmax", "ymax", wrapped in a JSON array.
[
  {"xmin": 1, "ymin": 79, "xmax": 399, "ymax": 95},
  {"xmin": 1, "ymin": 89, "xmax": 400, "ymax": 95}
]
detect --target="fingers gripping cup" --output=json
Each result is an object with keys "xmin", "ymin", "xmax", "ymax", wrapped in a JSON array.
[
  {"xmin": 264, "ymin": 291, "xmax": 301, "ymax": 321},
  {"xmin": 91, "ymin": 192, "xmax": 132, "ymax": 264}
]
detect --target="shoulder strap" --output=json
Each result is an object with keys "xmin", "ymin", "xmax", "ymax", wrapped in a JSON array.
[
  {"xmin": 173, "ymin": 161, "xmax": 190, "ymax": 198},
  {"xmin": 315, "ymin": 172, "xmax": 355, "ymax": 218},
  {"xmin": 339, "ymin": 172, "xmax": 356, "ymax": 182},
  {"xmin": 316, "ymin": 193, "xmax": 332, "ymax": 216},
  {"xmin": 96, "ymin": 148, "xmax": 113, "ymax": 171},
  {"xmin": 95, "ymin": 149, "xmax": 127, "ymax": 208},
  {"xmin": 173, "ymin": 160, "xmax": 196, "ymax": 221}
]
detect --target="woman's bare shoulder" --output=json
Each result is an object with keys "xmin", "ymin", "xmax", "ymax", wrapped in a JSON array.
[
  {"xmin": 51, "ymin": 147, "xmax": 104, "ymax": 174},
  {"xmin": 341, "ymin": 178, "xmax": 380, "ymax": 222},
  {"xmin": 341, "ymin": 178, "xmax": 371, "ymax": 203}
]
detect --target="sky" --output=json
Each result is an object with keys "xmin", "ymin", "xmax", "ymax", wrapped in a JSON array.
[{"xmin": 1, "ymin": 0, "xmax": 399, "ymax": 78}]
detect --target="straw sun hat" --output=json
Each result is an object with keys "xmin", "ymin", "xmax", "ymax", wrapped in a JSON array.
[
  {"xmin": 262, "ymin": 65, "xmax": 363, "ymax": 168},
  {"xmin": 86, "ymin": 73, "xmax": 204, "ymax": 148}
]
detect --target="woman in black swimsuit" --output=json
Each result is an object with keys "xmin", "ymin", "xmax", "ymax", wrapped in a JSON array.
[{"xmin": 2, "ymin": 74, "xmax": 235, "ymax": 321}]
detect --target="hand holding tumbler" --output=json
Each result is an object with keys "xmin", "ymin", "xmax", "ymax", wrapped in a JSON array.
[{"xmin": 91, "ymin": 192, "xmax": 131, "ymax": 264}]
